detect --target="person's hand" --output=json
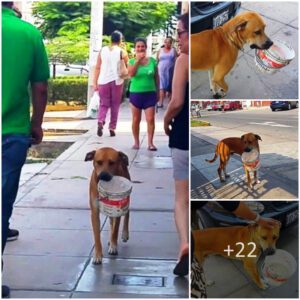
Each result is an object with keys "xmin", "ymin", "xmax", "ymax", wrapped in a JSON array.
[
  {"xmin": 93, "ymin": 85, "xmax": 98, "ymax": 92},
  {"xmin": 136, "ymin": 52, "xmax": 146, "ymax": 63},
  {"xmin": 30, "ymin": 125, "xmax": 43, "ymax": 145},
  {"xmin": 164, "ymin": 119, "xmax": 171, "ymax": 136},
  {"xmin": 257, "ymin": 217, "xmax": 281, "ymax": 229}
]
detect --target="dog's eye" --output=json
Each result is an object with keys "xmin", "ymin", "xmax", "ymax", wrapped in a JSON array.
[
  {"xmin": 109, "ymin": 160, "xmax": 116, "ymax": 166},
  {"xmin": 262, "ymin": 236, "xmax": 267, "ymax": 240},
  {"xmin": 273, "ymin": 236, "xmax": 277, "ymax": 240},
  {"xmin": 254, "ymin": 30, "xmax": 261, "ymax": 35},
  {"xmin": 97, "ymin": 160, "xmax": 103, "ymax": 166}
]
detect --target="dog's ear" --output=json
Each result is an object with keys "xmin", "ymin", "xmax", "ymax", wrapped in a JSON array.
[
  {"xmin": 84, "ymin": 150, "xmax": 96, "ymax": 161},
  {"xmin": 241, "ymin": 134, "xmax": 245, "ymax": 141},
  {"xmin": 119, "ymin": 151, "xmax": 129, "ymax": 166},
  {"xmin": 255, "ymin": 134, "xmax": 262, "ymax": 141},
  {"xmin": 235, "ymin": 20, "xmax": 248, "ymax": 31}
]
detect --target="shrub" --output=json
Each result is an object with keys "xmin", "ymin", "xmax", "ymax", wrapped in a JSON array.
[{"xmin": 48, "ymin": 77, "xmax": 88, "ymax": 105}]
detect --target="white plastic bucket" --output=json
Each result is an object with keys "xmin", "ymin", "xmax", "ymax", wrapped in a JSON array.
[
  {"xmin": 262, "ymin": 249, "xmax": 297, "ymax": 287},
  {"xmin": 98, "ymin": 176, "xmax": 132, "ymax": 217},
  {"xmin": 255, "ymin": 40, "xmax": 295, "ymax": 74}
]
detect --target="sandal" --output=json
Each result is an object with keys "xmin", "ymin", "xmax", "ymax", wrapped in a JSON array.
[
  {"xmin": 109, "ymin": 129, "xmax": 116, "ymax": 137},
  {"xmin": 97, "ymin": 123, "xmax": 103, "ymax": 137},
  {"xmin": 148, "ymin": 146, "xmax": 157, "ymax": 151},
  {"xmin": 132, "ymin": 145, "xmax": 140, "ymax": 150},
  {"xmin": 173, "ymin": 252, "xmax": 189, "ymax": 276}
]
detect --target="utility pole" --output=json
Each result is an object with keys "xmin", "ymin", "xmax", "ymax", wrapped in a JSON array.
[{"xmin": 87, "ymin": 1, "xmax": 104, "ymax": 104}]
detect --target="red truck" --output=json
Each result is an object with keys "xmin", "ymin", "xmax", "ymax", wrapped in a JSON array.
[{"xmin": 223, "ymin": 101, "xmax": 242, "ymax": 111}]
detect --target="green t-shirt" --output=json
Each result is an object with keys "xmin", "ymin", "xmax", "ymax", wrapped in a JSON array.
[
  {"xmin": 2, "ymin": 7, "xmax": 50, "ymax": 135},
  {"xmin": 129, "ymin": 57, "xmax": 157, "ymax": 93}
]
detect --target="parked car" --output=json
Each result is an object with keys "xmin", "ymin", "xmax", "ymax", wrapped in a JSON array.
[
  {"xmin": 270, "ymin": 101, "xmax": 298, "ymax": 111},
  {"xmin": 191, "ymin": 2, "xmax": 241, "ymax": 34},
  {"xmin": 50, "ymin": 63, "xmax": 89, "ymax": 77},
  {"xmin": 196, "ymin": 201, "xmax": 298, "ymax": 229},
  {"xmin": 223, "ymin": 101, "xmax": 242, "ymax": 111},
  {"xmin": 212, "ymin": 103, "xmax": 223, "ymax": 111},
  {"xmin": 206, "ymin": 104, "xmax": 213, "ymax": 111}
]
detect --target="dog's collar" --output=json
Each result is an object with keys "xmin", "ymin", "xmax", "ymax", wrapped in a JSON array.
[{"xmin": 243, "ymin": 158, "xmax": 260, "ymax": 171}]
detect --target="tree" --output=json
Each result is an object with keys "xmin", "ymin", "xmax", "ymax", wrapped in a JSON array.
[{"xmin": 32, "ymin": 1, "xmax": 176, "ymax": 42}]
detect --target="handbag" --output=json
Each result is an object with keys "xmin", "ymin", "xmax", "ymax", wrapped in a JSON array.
[{"xmin": 117, "ymin": 49, "xmax": 129, "ymax": 80}]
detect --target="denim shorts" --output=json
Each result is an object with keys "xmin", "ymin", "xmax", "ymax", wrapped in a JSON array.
[{"xmin": 171, "ymin": 148, "xmax": 188, "ymax": 180}]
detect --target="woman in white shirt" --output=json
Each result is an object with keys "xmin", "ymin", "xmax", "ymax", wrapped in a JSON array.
[{"xmin": 93, "ymin": 30, "xmax": 128, "ymax": 137}]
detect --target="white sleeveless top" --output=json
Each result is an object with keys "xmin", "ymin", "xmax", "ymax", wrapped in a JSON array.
[{"xmin": 97, "ymin": 45, "xmax": 123, "ymax": 85}]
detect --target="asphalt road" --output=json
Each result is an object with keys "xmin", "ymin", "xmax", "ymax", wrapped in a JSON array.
[{"xmin": 200, "ymin": 108, "xmax": 298, "ymax": 142}]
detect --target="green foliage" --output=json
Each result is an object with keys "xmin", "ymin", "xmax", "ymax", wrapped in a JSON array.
[
  {"xmin": 32, "ymin": 2, "xmax": 91, "ymax": 39},
  {"xmin": 103, "ymin": 2, "xmax": 176, "ymax": 41},
  {"xmin": 48, "ymin": 77, "xmax": 88, "ymax": 104}
]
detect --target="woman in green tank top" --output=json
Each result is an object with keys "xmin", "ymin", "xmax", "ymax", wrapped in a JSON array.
[{"xmin": 128, "ymin": 38, "xmax": 159, "ymax": 151}]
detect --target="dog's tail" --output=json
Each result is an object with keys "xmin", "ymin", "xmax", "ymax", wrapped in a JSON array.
[{"xmin": 205, "ymin": 144, "xmax": 219, "ymax": 163}]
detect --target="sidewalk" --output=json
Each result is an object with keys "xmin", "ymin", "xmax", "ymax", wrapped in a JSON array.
[
  {"xmin": 3, "ymin": 102, "xmax": 189, "ymax": 298},
  {"xmin": 191, "ymin": 125, "xmax": 298, "ymax": 200}
]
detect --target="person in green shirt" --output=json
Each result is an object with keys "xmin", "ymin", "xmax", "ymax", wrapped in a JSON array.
[
  {"xmin": 128, "ymin": 38, "xmax": 159, "ymax": 151},
  {"xmin": 2, "ymin": 2, "xmax": 49, "ymax": 297}
]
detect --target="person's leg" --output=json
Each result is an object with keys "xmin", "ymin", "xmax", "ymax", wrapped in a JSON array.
[
  {"xmin": 158, "ymin": 89, "xmax": 165, "ymax": 107},
  {"xmin": 144, "ymin": 106, "xmax": 156, "ymax": 150},
  {"xmin": 130, "ymin": 104, "xmax": 142, "ymax": 149},
  {"xmin": 2, "ymin": 135, "xmax": 29, "ymax": 253},
  {"xmin": 109, "ymin": 81, "xmax": 123, "ymax": 134},
  {"xmin": 97, "ymin": 83, "xmax": 111, "ymax": 136}
]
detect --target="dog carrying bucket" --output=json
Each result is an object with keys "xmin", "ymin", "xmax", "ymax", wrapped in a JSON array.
[{"xmin": 98, "ymin": 176, "xmax": 132, "ymax": 217}]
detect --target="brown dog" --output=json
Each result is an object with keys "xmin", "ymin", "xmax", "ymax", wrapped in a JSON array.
[
  {"xmin": 192, "ymin": 223, "xmax": 281, "ymax": 289},
  {"xmin": 191, "ymin": 11, "xmax": 273, "ymax": 98},
  {"xmin": 206, "ymin": 133, "xmax": 262, "ymax": 188},
  {"xmin": 85, "ymin": 147, "xmax": 130, "ymax": 264}
]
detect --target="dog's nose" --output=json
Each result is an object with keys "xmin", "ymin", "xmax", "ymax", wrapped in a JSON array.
[
  {"xmin": 98, "ymin": 172, "xmax": 113, "ymax": 182},
  {"xmin": 264, "ymin": 248, "xmax": 276, "ymax": 256},
  {"xmin": 262, "ymin": 39, "xmax": 273, "ymax": 50},
  {"xmin": 244, "ymin": 147, "xmax": 251, "ymax": 152}
]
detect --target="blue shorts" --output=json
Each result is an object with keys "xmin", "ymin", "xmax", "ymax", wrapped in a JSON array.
[{"xmin": 129, "ymin": 91, "xmax": 157, "ymax": 110}]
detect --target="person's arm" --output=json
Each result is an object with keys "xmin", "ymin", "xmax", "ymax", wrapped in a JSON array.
[
  {"xmin": 93, "ymin": 52, "xmax": 102, "ymax": 91},
  {"xmin": 128, "ymin": 52, "xmax": 145, "ymax": 77},
  {"xmin": 122, "ymin": 49, "xmax": 129, "ymax": 66},
  {"xmin": 164, "ymin": 53, "xmax": 188, "ymax": 136},
  {"xmin": 233, "ymin": 202, "xmax": 281, "ymax": 229},
  {"xmin": 30, "ymin": 82, "xmax": 48, "ymax": 145},
  {"xmin": 154, "ymin": 62, "xmax": 160, "ymax": 101}
]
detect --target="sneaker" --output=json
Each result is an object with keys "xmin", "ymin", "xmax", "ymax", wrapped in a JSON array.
[
  {"xmin": 7, "ymin": 228, "xmax": 19, "ymax": 242},
  {"xmin": 109, "ymin": 129, "xmax": 116, "ymax": 137},
  {"xmin": 97, "ymin": 123, "xmax": 103, "ymax": 137},
  {"xmin": 2, "ymin": 285, "xmax": 10, "ymax": 298}
]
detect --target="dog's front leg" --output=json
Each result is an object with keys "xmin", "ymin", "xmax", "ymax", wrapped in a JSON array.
[
  {"xmin": 254, "ymin": 170, "xmax": 261, "ymax": 184},
  {"xmin": 108, "ymin": 217, "xmax": 121, "ymax": 255},
  {"xmin": 243, "ymin": 259, "xmax": 268, "ymax": 289},
  {"xmin": 208, "ymin": 69, "xmax": 214, "ymax": 92},
  {"xmin": 246, "ymin": 169, "xmax": 253, "ymax": 189},
  {"xmin": 91, "ymin": 208, "xmax": 103, "ymax": 264},
  {"xmin": 122, "ymin": 210, "xmax": 130, "ymax": 242}
]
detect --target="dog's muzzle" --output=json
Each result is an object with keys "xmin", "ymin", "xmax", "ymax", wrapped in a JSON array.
[
  {"xmin": 97, "ymin": 172, "xmax": 113, "ymax": 182},
  {"xmin": 250, "ymin": 39, "xmax": 273, "ymax": 50},
  {"xmin": 263, "ymin": 247, "xmax": 276, "ymax": 256}
]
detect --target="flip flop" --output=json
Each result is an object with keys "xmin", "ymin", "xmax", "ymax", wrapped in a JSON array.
[
  {"xmin": 148, "ymin": 146, "xmax": 157, "ymax": 151},
  {"xmin": 132, "ymin": 145, "xmax": 140, "ymax": 150},
  {"xmin": 173, "ymin": 253, "xmax": 189, "ymax": 277}
]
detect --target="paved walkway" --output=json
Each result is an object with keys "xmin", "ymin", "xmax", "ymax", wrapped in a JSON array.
[{"xmin": 3, "ymin": 102, "xmax": 188, "ymax": 298}]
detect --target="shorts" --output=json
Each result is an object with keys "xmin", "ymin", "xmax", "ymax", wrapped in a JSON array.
[
  {"xmin": 171, "ymin": 148, "xmax": 188, "ymax": 180},
  {"xmin": 129, "ymin": 91, "xmax": 157, "ymax": 110}
]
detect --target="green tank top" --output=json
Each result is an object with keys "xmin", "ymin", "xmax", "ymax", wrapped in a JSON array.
[{"xmin": 129, "ymin": 57, "xmax": 157, "ymax": 93}]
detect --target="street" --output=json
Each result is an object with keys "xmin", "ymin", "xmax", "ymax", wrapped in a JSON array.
[
  {"xmin": 191, "ymin": 2, "xmax": 298, "ymax": 99},
  {"xmin": 191, "ymin": 108, "xmax": 298, "ymax": 199}
]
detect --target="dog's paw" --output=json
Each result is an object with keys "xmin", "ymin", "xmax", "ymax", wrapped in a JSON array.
[
  {"xmin": 255, "ymin": 179, "xmax": 261, "ymax": 184},
  {"xmin": 92, "ymin": 254, "xmax": 103, "ymax": 265},
  {"xmin": 259, "ymin": 278, "xmax": 269, "ymax": 290},
  {"xmin": 122, "ymin": 231, "xmax": 129, "ymax": 243},
  {"xmin": 108, "ymin": 244, "xmax": 118, "ymax": 255},
  {"xmin": 225, "ymin": 174, "xmax": 230, "ymax": 178}
]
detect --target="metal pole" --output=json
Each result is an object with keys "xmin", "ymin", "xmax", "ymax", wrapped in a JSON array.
[{"xmin": 87, "ymin": 1, "xmax": 104, "ymax": 105}]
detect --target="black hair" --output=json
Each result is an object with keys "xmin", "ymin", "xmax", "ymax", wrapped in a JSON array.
[
  {"xmin": 111, "ymin": 30, "xmax": 123, "ymax": 43},
  {"xmin": 2, "ymin": 2, "xmax": 13, "ymax": 8},
  {"xmin": 134, "ymin": 37, "xmax": 147, "ymax": 47},
  {"xmin": 165, "ymin": 37, "xmax": 173, "ymax": 43},
  {"xmin": 179, "ymin": 13, "xmax": 189, "ymax": 33}
]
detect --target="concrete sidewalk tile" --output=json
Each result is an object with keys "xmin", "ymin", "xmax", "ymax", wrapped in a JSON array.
[
  {"xmin": 72, "ymin": 291, "xmax": 183, "ymax": 298},
  {"xmin": 4, "ymin": 229, "xmax": 93, "ymax": 256},
  {"xmin": 9, "ymin": 208, "xmax": 95, "ymax": 231},
  {"xmin": 10, "ymin": 291, "xmax": 71, "ymax": 298},
  {"xmin": 99, "ymin": 231, "xmax": 178, "ymax": 260},
  {"xmin": 203, "ymin": 256, "xmax": 249, "ymax": 298},
  {"xmin": 226, "ymin": 284, "xmax": 264, "ymax": 298},
  {"xmin": 2, "ymin": 256, "xmax": 88, "ymax": 291},
  {"xmin": 75, "ymin": 258, "xmax": 188, "ymax": 298},
  {"xmin": 102, "ymin": 211, "xmax": 176, "ymax": 233}
]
